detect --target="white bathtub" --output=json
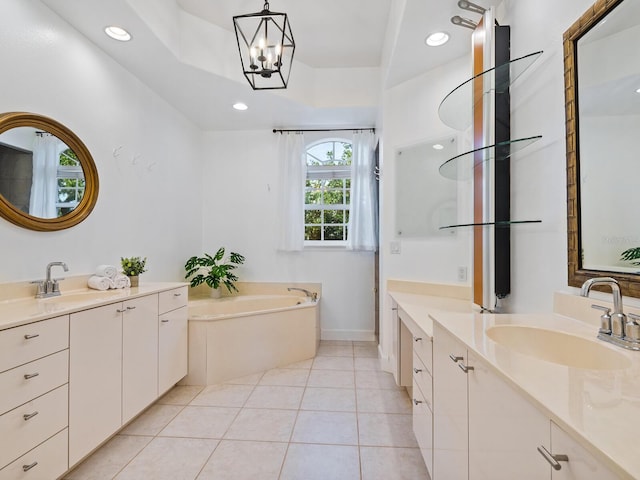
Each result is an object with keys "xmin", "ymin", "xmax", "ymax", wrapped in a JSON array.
[{"xmin": 182, "ymin": 294, "xmax": 320, "ymax": 385}]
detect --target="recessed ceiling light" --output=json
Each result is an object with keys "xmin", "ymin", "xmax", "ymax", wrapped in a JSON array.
[
  {"xmin": 105, "ymin": 26, "xmax": 132, "ymax": 42},
  {"xmin": 425, "ymin": 32, "xmax": 450, "ymax": 47},
  {"xmin": 233, "ymin": 103, "xmax": 248, "ymax": 111},
  {"xmin": 433, "ymin": 144, "xmax": 445, "ymax": 150}
]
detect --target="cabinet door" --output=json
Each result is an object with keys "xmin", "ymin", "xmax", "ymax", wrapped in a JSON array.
[
  {"xmin": 550, "ymin": 422, "xmax": 619, "ymax": 480},
  {"xmin": 122, "ymin": 295, "xmax": 159, "ymax": 424},
  {"xmin": 468, "ymin": 351, "xmax": 549, "ymax": 480},
  {"xmin": 158, "ymin": 306, "xmax": 187, "ymax": 395},
  {"xmin": 69, "ymin": 304, "xmax": 122, "ymax": 467},
  {"xmin": 433, "ymin": 323, "xmax": 469, "ymax": 480}
]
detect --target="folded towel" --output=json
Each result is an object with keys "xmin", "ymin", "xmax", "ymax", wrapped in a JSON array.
[
  {"xmin": 111, "ymin": 273, "xmax": 131, "ymax": 289},
  {"xmin": 95, "ymin": 264, "xmax": 117, "ymax": 279},
  {"xmin": 88, "ymin": 275, "xmax": 113, "ymax": 291}
]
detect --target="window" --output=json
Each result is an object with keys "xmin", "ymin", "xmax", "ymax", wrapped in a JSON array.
[
  {"xmin": 56, "ymin": 148, "xmax": 85, "ymax": 216},
  {"xmin": 304, "ymin": 140, "xmax": 352, "ymax": 244}
]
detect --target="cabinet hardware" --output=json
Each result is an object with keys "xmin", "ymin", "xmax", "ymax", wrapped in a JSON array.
[
  {"xmin": 22, "ymin": 462, "xmax": 38, "ymax": 472},
  {"xmin": 458, "ymin": 363, "xmax": 474, "ymax": 373},
  {"xmin": 126, "ymin": 306, "xmax": 136, "ymax": 310},
  {"xmin": 116, "ymin": 308, "xmax": 127, "ymax": 313},
  {"xmin": 24, "ymin": 334, "xmax": 40, "ymax": 340},
  {"xmin": 23, "ymin": 372, "xmax": 39, "ymax": 380},
  {"xmin": 23, "ymin": 411, "xmax": 39, "ymax": 421},
  {"xmin": 161, "ymin": 319, "xmax": 170, "ymax": 323},
  {"xmin": 449, "ymin": 354, "xmax": 463, "ymax": 363},
  {"xmin": 413, "ymin": 367, "xmax": 423, "ymax": 374},
  {"xmin": 413, "ymin": 336, "xmax": 423, "ymax": 342},
  {"xmin": 392, "ymin": 307, "xmax": 398, "ymax": 311},
  {"xmin": 413, "ymin": 398, "xmax": 424, "ymax": 405},
  {"xmin": 174, "ymin": 293, "xmax": 182, "ymax": 297},
  {"xmin": 537, "ymin": 445, "xmax": 568, "ymax": 470}
]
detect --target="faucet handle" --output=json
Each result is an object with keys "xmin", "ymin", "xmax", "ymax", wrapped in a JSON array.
[
  {"xmin": 629, "ymin": 313, "xmax": 640, "ymax": 325},
  {"xmin": 592, "ymin": 304, "xmax": 612, "ymax": 335}
]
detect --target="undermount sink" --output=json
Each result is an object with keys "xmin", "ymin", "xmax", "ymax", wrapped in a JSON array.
[
  {"xmin": 41, "ymin": 290, "xmax": 123, "ymax": 304},
  {"xmin": 486, "ymin": 325, "xmax": 632, "ymax": 370}
]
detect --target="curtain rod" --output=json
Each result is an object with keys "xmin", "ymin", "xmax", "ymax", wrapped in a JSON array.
[{"xmin": 273, "ymin": 127, "xmax": 375, "ymax": 134}]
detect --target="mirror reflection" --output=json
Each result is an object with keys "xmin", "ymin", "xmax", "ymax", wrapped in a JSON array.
[
  {"xmin": 0, "ymin": 127, "xmax": 85, "ymax": 219},
  {"xmin": 577, "ymin": 0, "xmax": 640, "ymax": 274}
]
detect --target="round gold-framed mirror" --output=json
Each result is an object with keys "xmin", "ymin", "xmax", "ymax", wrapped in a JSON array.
[{"xmin": 0, "ymin": 112, "xmax": 99, "ymax": 231}]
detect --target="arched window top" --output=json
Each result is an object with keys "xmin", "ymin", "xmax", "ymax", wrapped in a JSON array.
[{"xmin": 306, "ymin": 139, "xmax": 352, "ymax": 167}]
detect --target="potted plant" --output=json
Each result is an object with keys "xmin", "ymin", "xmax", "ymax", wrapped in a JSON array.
[
  {"xmin": 120, "ymin": 256, "xmax": 147, "ymax": 287},
  {"xmin": 621, "ymin": 247, "xmax": 640, "ymax": 266},
  {"xmin": 184, "ymin": 247, "xmax": 245, "ymax": 297}
]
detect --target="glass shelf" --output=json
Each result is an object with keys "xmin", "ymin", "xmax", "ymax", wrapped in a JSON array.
[
  {"xmin": 439, "ymin": 220, "xmax": 542, "ymax": 230},
  {"xmin": 439, "ymin": 135, "xmax": 542, "ymax": 181},
  {"xmin": 438, "ymin": 51, "xmax": 543, "ymax": 131}
]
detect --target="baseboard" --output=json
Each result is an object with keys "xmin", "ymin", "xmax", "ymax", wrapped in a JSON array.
[{"xmin": 321, "ymin": 329, "xmax": 376, "ymax": 342}]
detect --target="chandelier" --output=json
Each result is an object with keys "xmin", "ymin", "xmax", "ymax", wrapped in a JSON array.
[{"xmin": 233, "ymin": 1, "xmax": 296, "ymax": 90}]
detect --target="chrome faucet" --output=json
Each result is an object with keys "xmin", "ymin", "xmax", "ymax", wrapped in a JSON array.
[
  {"xmin": 581, "ymin": 277, "xmax": 640, "ymax": 350},
  {"xmin": 287, "ymin": 287, "xmax": 318, "ymax": 302},
  {"xmin": 33, "ymin": 261, "xmax": 69, "ymax": 298}
]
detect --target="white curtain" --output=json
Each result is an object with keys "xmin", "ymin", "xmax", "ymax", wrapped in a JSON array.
[
  {"xmin": 347, "ymin": 131, "xmax": 378, "ymax": 251},
  {"xmin": 29, "ymin": 134, "xmax": 61, "ymax": 218},
  {"xmin": 277, "ymin": 132, "xmax": 306, "ymax": 251}
]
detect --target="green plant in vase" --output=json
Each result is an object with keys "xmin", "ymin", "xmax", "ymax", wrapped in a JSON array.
[
  {"xmin": 620, "ymin": 247, "xmax": 640, "ymax": 266},
  {"xmin": 120, "ymin": 256, "xmax": 147, "ymax": 287},
  {"xmin": 185, "ymin": 247, "xmax": 245, "ymax": 294}
]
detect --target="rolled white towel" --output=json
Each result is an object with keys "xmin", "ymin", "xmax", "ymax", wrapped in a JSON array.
[
  {"xmin": 88, "ymin": 275, "xmax": 113, "ymax": 291},
  {"xmin": 111, "ymin": 273, "xmax": 131, "ymax": 289},
  {"xmin": 95, "ymin": 264, "xmax": 118, "ymax": 279}
]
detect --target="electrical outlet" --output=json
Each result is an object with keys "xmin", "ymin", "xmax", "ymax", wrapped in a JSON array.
[
  {"xmin": 390, "ymin": 241, "xmax": 401, "ymax": 254},
  {"xmin": 457, "ymin": 266, "xmax": 467, "ymax": 282}
]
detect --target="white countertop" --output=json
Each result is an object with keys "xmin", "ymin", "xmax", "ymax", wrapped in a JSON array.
[
  {"xmin": 0, "ymin": 282, "xmax": 187, "ymax": 330},
  {"xmin": 390, "ymin": 291, "xmax": 640, "ymax": 479}
]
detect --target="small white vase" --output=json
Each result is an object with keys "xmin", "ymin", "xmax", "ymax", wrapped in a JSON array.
[{"xmin": 210, "ymin": 288, "xmax": 221, "ymax": 299}]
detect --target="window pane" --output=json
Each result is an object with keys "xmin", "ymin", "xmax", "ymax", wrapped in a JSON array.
[
  {"xmin": 324, "ymin": 210, "xmax": 344, "ymax": 224},
  {"xmin": 324, "ymin": 190, "xmax": 345, "ymax": 205},
  {"xmin": 345, "ymin": 179, "xmax": 351, "ymax": 188},
  {"xmin": 324, "ymin": 226, "xmax": 344, "ymax": 240},
  {"xmin": 345, "ymin": 189, "xmax": 351, "ymax": 205},
  {"xmin": 305, "ymin": 190, "xmax": 322, "ymax": 204},
  {"xmin": 327, "ymin": 179, "xmax": 344, "ymax": 189},
  {"xmin": 58, "ymin": 189, "xmax": 75, "ymax": 202},
  {"xmin": 345, "ymin": 210, "xmax": 350, "ymax": 223},
  {"xmin": 305, "ymin": 226, "xmax": 321, "ymax": 241},
  {"xmin": 305, "ymin": 210, "xmax": 322, "ymax": 224}
]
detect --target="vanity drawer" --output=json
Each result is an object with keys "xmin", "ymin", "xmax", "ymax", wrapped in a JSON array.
[
  {"xmin": 413, "ymin": 351, "xmax": 432, "ymax": 409},
  {"xmin": 0, "ymin": 428, "xmax": 68, "ymax": 480},
  {"xmin": 0, "ymin": 350, "xmax": 69, "ymax": 416},
  {"xmin": 412, "ymin": 377, "xmax": 433, "ymax": 476},
  {"xmin": 159, "ymin": 287, "xmax": 188, "ymax": 314},
  {"xmin": 0, "ymin": 384, "xmax": 68, "ymax": 470},
  {"xmin": 0, "ymin": 316, "xmax": 69, "ymax": 373},
  {"xmin": 413, "ymin": 333, "xmax": 433, "ymax": 375}
]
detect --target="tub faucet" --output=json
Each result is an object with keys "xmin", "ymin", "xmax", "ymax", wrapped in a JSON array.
[
  {"xmin": 287, "ymin": 287, "xmax": 318, "ymax": 302},
  {"xmin": 580, "ymin": 277, "xmax": 640, "ymax": 350},
  {"xmin": 33, "ymin": 261, "xmax": 69, "ymax": 298}
]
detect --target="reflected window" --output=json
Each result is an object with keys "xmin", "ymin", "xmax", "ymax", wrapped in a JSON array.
[
  {"xmin": 304, "ymin": 139, "xmax": 352, "ymax": 244},
  {"xmin": 56, "ymin": 148, "xmax": 85, "ymax": 216}
]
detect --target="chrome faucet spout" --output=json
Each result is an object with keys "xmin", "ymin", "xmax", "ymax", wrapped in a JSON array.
[
  {"xmin": 34, "ymin": 261, "xmax": 69, "ymax": 298},
  {"xmin": 287, "ymin": 287, "xmax": 318, "ymax": 301},
  {"xmin": 46, "ymin": 261, "xmax": 69, "ymax": 282},
  {"xmin": 580, "ymin": 277, "xmax": 623, "ymax": 315}
]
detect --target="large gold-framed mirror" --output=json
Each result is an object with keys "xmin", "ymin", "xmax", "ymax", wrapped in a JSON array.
[
  {"xmin": 565, "ymin": 0, "xmax": 640, "ymax": 297},
  {"xmin": 0, "ymin": 112, "xmax": 99, "ymax": 231}
]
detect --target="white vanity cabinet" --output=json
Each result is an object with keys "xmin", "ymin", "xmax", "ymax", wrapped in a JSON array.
[
  {"xmin": 0, "ymin": 315, "xmax": 70, "ymax": 479},
  {"xmin": 158, "ymin": 287, "xmax": 188, "ymax": 395}
]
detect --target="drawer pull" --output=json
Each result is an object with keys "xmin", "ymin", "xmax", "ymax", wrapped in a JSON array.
[
  {"xmin": 413, "ymin": 367, "xmax": 423, "ymax": 374},
  {"xmin": 537, "ymin": 445, "xmax": 568, "ymax": 471},
  {"xmin": 173, "ymin": 293, "xmax": 182, "ymax": 297},
  {"xmin": 161, "ymin": 319, "xmax": 170, "ymax": 323},
  {"xmin": 449, "ymin": 354, "xmax": 463, "ymax": 363},
  {"xmin": 126, "ymin": 306, "xmax": 137, "ymax": 310},
  {"xmin": 459, "ymin": 363, "xmax": 474, "ymax": 373},
  {"xmin": 22, "ymin": 462, "xmax": 38, "ymax": 472},
  {"xmin": 23, "ymin": 372, "xmax": 39, "ymax": 380},
  {"xmin": 413, "ymin": 398, "xmax": 424, "ymax": 405},
  {"xmin": 116, "ymin": 308, "xmax": 127, "ymax": 313},
  {"xmin": 24, "ymin": 334, "xmax": 40, "ymax": 340},
  {"xmin": 23, "ymin": 411, "xmax": 39, "ymax": 421},
  {"xmin": 413, "ymin": 336, "xmax": 422, "ymax": 342}
]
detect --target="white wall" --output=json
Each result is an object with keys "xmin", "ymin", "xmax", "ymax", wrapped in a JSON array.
[
  {"xmin": 201, "ymin": 130, "xmax": 376, "ymax": 340},
  {"xmin": 0, "ymin": 0, "xmax": 203, "ymax": 282}
]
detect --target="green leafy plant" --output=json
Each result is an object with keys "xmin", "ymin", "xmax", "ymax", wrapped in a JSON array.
[
  {"xmin": 120, "ymin": 256, "xmax": 147, "ymax": 276},
  {"xmin": 620, "ymin": 247, "xmax": 640, "ymax": 266},
  {"xmin": 184, "ymin": 247, "xmax": 245, "ymax": 292}
]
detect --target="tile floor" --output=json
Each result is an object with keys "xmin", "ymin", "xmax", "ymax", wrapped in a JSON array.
[{"xmin": 64, "ymin": 341, "xmax": 429, "ymax": 480}]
